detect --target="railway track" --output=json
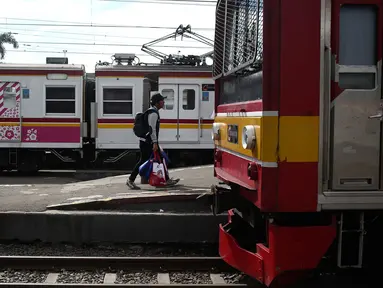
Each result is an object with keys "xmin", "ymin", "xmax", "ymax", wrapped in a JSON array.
[{"xmin": 0, "ymin": 256, "xmax": 252, "ymax": 287}]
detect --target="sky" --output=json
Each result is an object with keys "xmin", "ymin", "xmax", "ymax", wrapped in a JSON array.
[{"xmin": 0, "ymin": 0, "xmax": 216, "ymax": 72}]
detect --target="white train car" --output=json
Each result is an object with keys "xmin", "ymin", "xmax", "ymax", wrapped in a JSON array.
[
  {"xmin": 0, "ymin": 63, "xmax": 86, "ymax": 171},
  {"xmin": 92, "ymin": 62, "xmax": 215, "ymax": 165}
]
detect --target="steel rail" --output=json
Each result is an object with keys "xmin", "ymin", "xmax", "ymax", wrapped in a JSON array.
[
  {"xmin": 0, "ymin": 256, "xmax": 250, "ymax": 287},
  {"xmin": 0, "ymin": 284, "xmax": 248, "ymax": 287},
  {"xmin": 0, "ymin": 256, "xmax": 234, "ymax": 272}
]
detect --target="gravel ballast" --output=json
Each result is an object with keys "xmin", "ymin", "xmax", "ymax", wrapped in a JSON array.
[
  {"xmin": 0, "ymin": 270, "xmax": 251, "ymax": 285},
  {"xmin": 170, "ymin": 272, "xmax": 213, "ymax": 284},
  {"xmin": 221, "ymin": 272, "xmax": 253, "ymax": 284},
  {"xmin": 115, "ymin": 271, "xmax": 157, "ymax": 284},
  {"xmin": 0, "ymin": 243, "xmax": 218, "ymax": 257},
  {"xmin": 56, "ymin": 270, "xmax": 105, "ymax": 284},
  {"xmin": 0, "ymin": 270, "xmax": 47, "ymax": 283}
]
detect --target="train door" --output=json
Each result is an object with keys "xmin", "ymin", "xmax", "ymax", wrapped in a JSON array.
[
  {"xmin": 159, "ymin": 84, "xmax": 200, "ymax": 143},
  {"xmin": 330, "ymin": 2, "xmax": 383, "ymax": 191},
  {"xmin": 159, "ymin": 84, "xmax": 178, "ymax": 143},
  {"xmin": 0, "ymin": 82, "xmax": 22, "ymax": 142},
  {"xmin": 177, "ymin": 84, "xmax": 200, "ymax": 142}
]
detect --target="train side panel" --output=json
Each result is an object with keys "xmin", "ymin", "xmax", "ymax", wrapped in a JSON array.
[
  {"xmin": 94, "ymin": 72, "xmax": 144, "ymax": 150},
  {"xmin": 211, "ymin": 0, "xmax": 337, "ymax": 286},
  {"xmin": 318, "ymin": 0, "xmax": 383, "ymax": 210},
  {"xmin": 213, "ymin": 0, "xmax": 322, "ymax": 212},
  {"xmin": 158, "ymin": 74, "xmax": 214, "ymax": 149},
  {"xmin": 0, "ymin": 65, "xmax": 85, "ymax": 149}
]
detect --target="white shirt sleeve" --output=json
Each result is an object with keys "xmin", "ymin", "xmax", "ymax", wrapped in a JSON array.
[{"xmin": 147, "ymin": 112, "xmax": 158, "ymax": 143}]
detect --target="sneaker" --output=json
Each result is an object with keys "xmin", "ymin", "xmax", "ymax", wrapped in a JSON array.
[
  {"xmin": 126, "ymin": 180, "xmax": 140, "ymax": 190},
  {"xmin": 166, "ymin": 178, "xmax": 180, "ymax": 186}
]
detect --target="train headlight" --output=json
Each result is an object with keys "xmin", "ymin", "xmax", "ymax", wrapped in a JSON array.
[
  {"xmin": 212, "ymin": 123, "xmax": 223, "ymax": 140},
  {"xmin": 242, "ymin": 125, "xmax": 257, "ymax": 150}
]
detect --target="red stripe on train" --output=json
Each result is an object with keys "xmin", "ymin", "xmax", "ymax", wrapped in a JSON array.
[
  {"xmin": 279, "ymin": 0, "xmax": 321, "ymax": 116},
  {"xmin": 217, "ymin": 100, "xmax": 263, "ymax": 113},
  {"xmin": 215, "ymin": 150, "xmax": 318, "ymax": 212},
  {"xmin": 0, "ymin": 70, "xmax": 84, "ymax": 76},
  {"xmin": 97, "ymin": 119, "xmax": 214, "ymax": 124},
  {"xmin": 0, "ymin": 118, "xmax": 81, "ymax": 123},
  {"xmin": 242, "ymin": 162, "xmax": 318, "ymax": 212},
  {"xmin": 96, "ymin": 71, "xmax": 212, "ymax": 78},
  {"xmin": 275, "ymin": 162, "xmax": 318, "ymax": 212},
  {"xmin": 262, "ymin": 0, "xmax": 280, "ymax": 112}
]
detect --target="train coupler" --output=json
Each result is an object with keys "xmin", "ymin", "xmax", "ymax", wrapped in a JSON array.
[{"xmin": 197, "ymin": 184, "xmax": 235, "ymax": 215}]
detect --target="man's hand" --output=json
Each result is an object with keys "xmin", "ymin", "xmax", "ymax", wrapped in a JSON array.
[{"xmin": 153, "ymin": 143, "xmax": 159, "ymax": 152}]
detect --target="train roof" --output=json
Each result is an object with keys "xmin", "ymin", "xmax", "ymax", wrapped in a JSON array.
[
  {"xmin": 95, "ymin": 64, "xmax": 213, "ymax": 78},
  {"xmin": 0, "ymin": 63, "xmax": 85, "ymax": 71},
  {"xmin": 95, "ymin": 64, "xmax": 212, "ymax": 73}
]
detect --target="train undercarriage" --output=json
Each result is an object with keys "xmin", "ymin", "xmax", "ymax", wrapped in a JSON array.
[
  {"xmin": 209, "ymin": 184, "xmax": 383, "ymax": 287},
  {"xmin": 0, "ymin": 147, "xmax": 214, "ymax": 172}
]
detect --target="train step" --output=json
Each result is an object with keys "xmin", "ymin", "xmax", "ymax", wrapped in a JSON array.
[
  {"xmin": 337, "ymin": 212, "xmax": 365, "ymax": 268},
  {"xmin": 8, "ymin": 149, "xmax": 17, "ymax": 166}
]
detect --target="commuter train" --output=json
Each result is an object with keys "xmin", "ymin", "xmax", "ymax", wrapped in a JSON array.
[
  {"xmin": 209, "ymin": 0, "xmax": 383, "ymax": 286},
  {"xmin": 0, "ymin": 56, "xmax": 215, "ymax": 172},
  {"xmin": 0, "ymin": 25, "xmax": 216, "ymax": 172}
]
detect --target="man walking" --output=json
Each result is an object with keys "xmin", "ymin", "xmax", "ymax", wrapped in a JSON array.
[{"xmin": 126, "ymin": 92, "xmax": 179, "ymax": 189}]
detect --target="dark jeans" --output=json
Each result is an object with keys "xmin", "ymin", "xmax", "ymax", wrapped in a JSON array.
[{"xmin": 129, "ymin": 141, "xmax": 169, "ymax": 182}]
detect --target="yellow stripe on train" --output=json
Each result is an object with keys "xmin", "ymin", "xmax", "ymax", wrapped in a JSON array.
[
  {"xmin": 97, "ymin": 124, "xmax": 213, "ymax": 129},
  {"xmin": 0, "ymin": 122, "xmax": 81, "ymax": 127},
  {"xmin": 214, "ymin": 116, "xmax": 319, "ymax": 163}
]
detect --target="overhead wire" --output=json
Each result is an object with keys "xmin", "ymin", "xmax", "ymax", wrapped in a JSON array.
[
  {"xmin": 0, "ymin": 17, "xmax": 214, "ymax": 28},
  {"xmin": 0, "ymin": 17, "xmax": 214, "ymax": 30},
  {"xmin": 98, "ymin": 0, "xmax": 216, "ymax": 6},
  {"xmin": 15, "ymin": 41, "xmax": 211, "ymax": 49},
  {"xmin": 0, "ymin": 12, "xmax": 214, "ymax": 43},
  {"xmin": 98, "ymin": 0, "xmax": 215, "ymax": 3},
  {"xmin": 0, "ymin": 30, "xmax": 148, "ymax": 44},
  {"xmin": 5, "ymin": 49, "xmax": 146, "ymax": 56},
  {"xmin": 98, "ymin": 0, "xmax": 216, "ymax": 3},
  {"xmin": 0, "ymin": 27, "xmax": 188, "ymax": 41},
  {"xmin": 0, "ymin": 2, "xmax": 215, "ymax": 61},
  {"xmin": 0, "ymin": 22, "xmax": 213, "ymax": 30},
  {"xmin": 0, "ymin": 29, "xmax": 212, "ymax": 44}
]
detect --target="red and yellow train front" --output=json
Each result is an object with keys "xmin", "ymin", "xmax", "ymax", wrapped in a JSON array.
[
  {"xmin": 210, "ymin": 0, "xmax": 344, "ymax": 285},
  {"xmin": 213, "ymin": 0, "xmax": 383, "ymax": 284}
]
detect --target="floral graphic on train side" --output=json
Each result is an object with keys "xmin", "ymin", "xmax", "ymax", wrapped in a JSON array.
[
  {"xmin": 24, "ymin": 128, "xmax": 38, "ymax": 142},
  {"xmin": 5, "ymin": 130, "xmax": 14, "ymax": 139},
  {"xmin": 0, "ymin": 125, "xmax": 20, "ymax": 141}
]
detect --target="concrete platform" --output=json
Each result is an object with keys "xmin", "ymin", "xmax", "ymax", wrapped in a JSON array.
[
  {"xmin": 0, "ymin": 165, "xmax": 228, "ymax": 244},
  {"xmin": 0, "ymin": 165, "xmax": 217, "ymax": 212},
  {"xmin": 0, "ymin": 211, "xmax": 226, "ymax": 244}
]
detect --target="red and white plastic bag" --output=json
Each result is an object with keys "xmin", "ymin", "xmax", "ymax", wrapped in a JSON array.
[{"xmin": 149, "ymin": 152, "xmax": 167, "ymax": 187}]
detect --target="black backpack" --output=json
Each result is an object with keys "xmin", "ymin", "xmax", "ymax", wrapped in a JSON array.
[{"xmin": 133, "ymin": 108, "xmax": 158, "ymax": 138}]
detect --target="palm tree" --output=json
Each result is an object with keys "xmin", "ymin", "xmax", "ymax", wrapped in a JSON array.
[{"xmin": 0, "ymin": 32, "xmax": 19, "ymax": 60}]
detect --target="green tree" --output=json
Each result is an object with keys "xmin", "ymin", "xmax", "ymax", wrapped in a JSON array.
[{"xmin": 0, "ymin": 32, "xmax": 19, "ymax": 60}]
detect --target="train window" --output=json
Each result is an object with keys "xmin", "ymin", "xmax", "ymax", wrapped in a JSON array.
[
  {"xmin": 220, "ymin": 72, "xmax": 263, "ymax": 104},
  {"xmin": 103, "ymin": 88, "xmax": 133, "ymax": 115},
  {"xmin": 45, "ymin": 86, "xmax": 75, "ymax": 114},
  {"xmin": 339, "ymin": 4, "xmax": 377, "ymax": 66},
  {"xmin": 3, "ymin": 86, "xmax": 17, "ymax": 109},
  {"xmin": 182, "ymin": 89, "xmax": 195, "ymax": 110},
  {"xmin": 161, "ymin": 89, "xmax": 174, "ymax": 110},
  {"xmin": 338, "ymin": 72, "xmax": 376, "ymax": 90}
]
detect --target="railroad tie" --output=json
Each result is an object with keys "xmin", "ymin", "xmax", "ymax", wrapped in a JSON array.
[
  {"xmin": 103, "ymin": 273, "xmax": 117, "ymax": 284},
  {"xmin": 44, "ymin": 273, "xmax": 59, "ymax": 284},
  {"xmin": 210, "ymin": 273, "xmax": 227, "ymax": 284},
  {"xmin": 157, "ymin": 273, "xmax": 171, "ymax": 284}
]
